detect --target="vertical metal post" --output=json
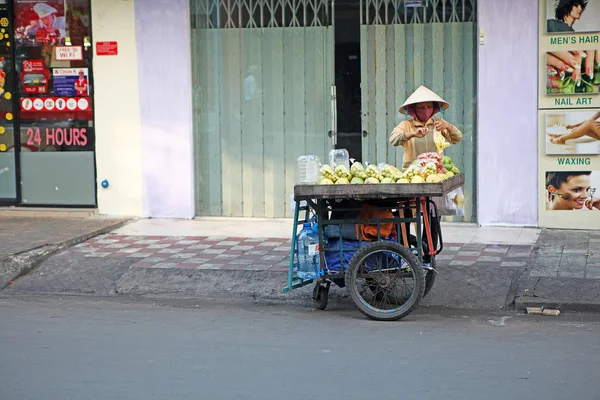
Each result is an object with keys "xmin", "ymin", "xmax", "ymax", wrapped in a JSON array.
[
  {"xmin": 329, "ymin": 0, "xmax": 337, "ymax": 148},
  {"xmin": 415, "ymin": 198, "xmax": 423, "ymax": 264},
  {"xmin": 317, "ymin": 200, "xmax": 326, "ymax": 276},
  {"xmin": 330, "ymin": 85, "xmax": 337, "ymax": 147},
  {"xmin": 287, "ymin": 198, "xmax": 301, "ymax": 290}
]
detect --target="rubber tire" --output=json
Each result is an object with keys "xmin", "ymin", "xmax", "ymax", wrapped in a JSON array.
[
  {"xmin": 423, "ymin": 257, "xmax": 437, "ymax": 298},
  {"xmin": 346, "ymin": 241, "xmax": 425, "ymax": 321},
  {"xmin": 314, "ymin": 285, "xmax": 329, "ymax": 310}
]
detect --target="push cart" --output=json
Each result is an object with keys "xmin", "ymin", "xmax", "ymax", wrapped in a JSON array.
[{"xmin": 283, "ymin": 174, "xmax": 465, "ymax": 321}]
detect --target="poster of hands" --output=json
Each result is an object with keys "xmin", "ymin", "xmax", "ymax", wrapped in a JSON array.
[
  {"xmin": 546, "ymin": 49, "xmax": 600, "ymax": 94},
  {"xmin": 14, "ymin": 1, "xmax": 66, "ymax": 46}
]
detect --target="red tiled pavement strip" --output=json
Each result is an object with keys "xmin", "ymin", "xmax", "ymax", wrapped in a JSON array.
[
  {"xmin": 69, "ymin": 235, "xmax": 293, "ymax": 272},
  {"xmin": 69, "ymin": 235, "xmax": 534, "ymax": 272}
]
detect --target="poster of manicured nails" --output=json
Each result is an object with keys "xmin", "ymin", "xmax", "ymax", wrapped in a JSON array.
[{"xmin": 546, "ymin": 49, "xmax": 600, "ymax": 94}]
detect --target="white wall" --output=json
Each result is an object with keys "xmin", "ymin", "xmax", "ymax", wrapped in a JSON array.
[
  {"xmin": 477, "ymin": 0, "xmax": 538, "ymax": 226},
  {"xmin": 134, "ymin": 0, "xmax": 195, "ymax": 219},
  {"xmin": 92, "ymin": 0, "xmax": 144, "ymax": 216}
]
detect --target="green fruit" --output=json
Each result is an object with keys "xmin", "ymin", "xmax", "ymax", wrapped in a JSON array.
[
  {"xmin": 319, "ymin": 178, "xmax": 334, "ymax": 185},
  {"xmin": 451, "ymin": 166, "xmax": 460, "ymax": 174},
  {"xmin": 381, "ymin": 177, "xmax": 393, "ymax": 184},
  {"xmin": 365, "ymin": 177, "xmax": 380, "ymax": 184},
  {"xmin": 336, "ymin": 178, "xmax": 350, "ymax": 184},
  {"xmin": 350, "ymin": 177, "xmax": 364, "ymax": 184}
]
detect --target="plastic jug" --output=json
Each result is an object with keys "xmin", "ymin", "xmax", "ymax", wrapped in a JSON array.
[
  {"xmin": 296, "ymin": 155, "xmax": 320, "ymax": 185},
  {"xmin": 297, "ymin": 222, "xmax": 319, "ymax": 279}
]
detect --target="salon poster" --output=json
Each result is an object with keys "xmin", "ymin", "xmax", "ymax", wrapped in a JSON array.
[
  {"xmin": 538, "ymin": 0, "xmax": 600, "ymax": 229},
  {"xmin": 13, "ymin": 0, "xmax": 66, "ymax": 47},
  {"xmin": 53, "ymin": 68, "xmax": 89, "ymax": 96}
]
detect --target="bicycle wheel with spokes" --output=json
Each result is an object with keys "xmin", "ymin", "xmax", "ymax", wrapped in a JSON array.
[{"xmin": 346, "ymin": 241, "xmax": 425, "ymax": 321}]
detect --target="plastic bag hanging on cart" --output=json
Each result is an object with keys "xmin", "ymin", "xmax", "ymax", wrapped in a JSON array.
[{"xmin": 440, "ymin": 187, "xmax": 465, "ymax": 216}]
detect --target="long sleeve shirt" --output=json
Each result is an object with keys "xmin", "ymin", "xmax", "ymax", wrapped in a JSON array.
[{"xmin": 389, "ymin": 117, "xmax": 463, "ymax": 167}]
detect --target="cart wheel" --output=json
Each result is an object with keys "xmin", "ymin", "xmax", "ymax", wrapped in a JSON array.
[
  {"xmin": 423, "ymin": 257, "xmax": 437, "ymax": 298},
  {"xmin": 314, "ymin": 285, "xmax": 329, "ymax": 310},
  {"xmin": 346, "ymin": 241, "xmax": 425, "ymax": 321}
]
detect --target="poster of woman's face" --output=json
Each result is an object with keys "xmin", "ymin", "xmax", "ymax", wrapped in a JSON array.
[
  {"xmin": 13, "ymin": 0, "xmax": 66, "ymax": 46},
  {"xmin": 545, "ymin": 110, "xmax": 600, "ymax": 154},
  {"xmin": 546, "ymin": 49, "xmax": 600, "ymax": 95},
  {"xmin": 545, "ymin": 171, "xmax": 600, "ymax": 211},
  {"xmin": 547, "ymin": 0, "xmax": 600, "ymax": 34}
]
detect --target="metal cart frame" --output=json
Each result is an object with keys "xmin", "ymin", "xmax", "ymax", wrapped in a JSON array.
[{"xmin": 283, "ymin": 174, "xmax": 464, "ymax": 321}]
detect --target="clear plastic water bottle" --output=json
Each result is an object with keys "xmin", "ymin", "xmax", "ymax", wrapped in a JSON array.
[
  {"xmin": 329, "ymin": 148, "xmax": 350, "ymax": 169},
  {"xmin": 297, "ymin": 222, "xmax": 319, "ymax": 279},
  {"xmin": 296, "ymin": 155, "xmax": 320, "ymax": 185}
]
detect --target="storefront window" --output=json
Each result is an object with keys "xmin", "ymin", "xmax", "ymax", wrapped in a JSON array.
[
  {"xmin": 11, "ymin": 0, "xmax": 95, "ymax": 205},
  {"xmin": 0, "ymin": 1, "xmax": 16, "ymax": 201}
]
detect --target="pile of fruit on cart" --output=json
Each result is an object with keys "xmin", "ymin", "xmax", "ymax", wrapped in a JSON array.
[{"xmin": 318, "ymin": 153, "xmax": 461, "ymax": 185}]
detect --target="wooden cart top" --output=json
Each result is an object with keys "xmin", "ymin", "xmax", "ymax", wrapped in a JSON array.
[{"xmin": 294, "ymin": 174, "xmax": 464, "ymax": 200}]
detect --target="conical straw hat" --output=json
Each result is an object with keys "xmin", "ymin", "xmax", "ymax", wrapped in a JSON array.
[{"xmin": 399, "ymin": 85, "xmax": 449, "ymax": 114}]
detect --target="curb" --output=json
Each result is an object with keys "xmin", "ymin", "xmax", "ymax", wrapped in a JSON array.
[
  {"xmin": 514, "ymin": 297, "xmax": 600, "ymax": 313},
  {"xmin": 0, "ymin": 219, "xmax": 131, "ymax": 289}
]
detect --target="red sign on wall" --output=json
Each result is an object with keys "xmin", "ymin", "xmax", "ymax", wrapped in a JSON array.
[
  {"xmin": 22, "ymin": 60, "xmax": 45, "ymax": 73},
  {"xmin": 21, "ymin": 97, "xmax": 91, "ymax": 112},
  {"xmin": 96, "ymin": 41, "xmax": 118, "ymax": 56},
  {"xmin": 21, "ymin": 60, "xmax": 49, "ymax": 94}
]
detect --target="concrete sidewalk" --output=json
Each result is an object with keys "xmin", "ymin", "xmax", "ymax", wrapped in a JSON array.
[
  {"xmin": 0, "ymin": 216, "xmax": 130, "ymax": 288},
  {"xmin": 2, "ymin": 217, "xmax": 599, "ymax": 312},
  {"xmin": 115, "ymin": 217, "xmax": 542, "ymax": 245}
]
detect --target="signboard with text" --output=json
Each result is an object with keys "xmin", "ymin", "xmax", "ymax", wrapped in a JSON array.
[
  {"xmin": 538, "ymin": 0, "xmax": 600, "ymax": 229},
  {"xmin": 53, "ymin": 68, "xmax": 89, "ymax": 96},
  {"xmin": 96, "ymin": 41, "xmax": 118, "ymax": 56},
  {"xmin": 55, "ymin": 46, "xmax": 83, "ymax": 61},
  {"xmin": 20, "ymin": 59, "xmax": 49, "ymax": 94}
]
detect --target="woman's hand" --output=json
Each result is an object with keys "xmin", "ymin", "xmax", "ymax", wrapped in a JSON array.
[
  {"xmin": 434, "ymin": 120, "xmax": 452, "ymax": 132},
  {"xmin": 585, "ymin": 197, "xmax": 600, "ymax": 210},
  {"xmin": 411, "ymin": 127, "xmax": 429, "ymax": 139},
  {"xmin": 547, "ymin": 51, "xmax": 582, "ymax": 83}
]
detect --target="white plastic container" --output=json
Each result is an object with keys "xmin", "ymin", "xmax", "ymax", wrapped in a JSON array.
[
  {"xmin": 296, "ymin": 155, "xmax": 320, "ymax": 185},
  {"xmin": 329, "ymin": 148, "xmax": 350, "ymax": 170}
]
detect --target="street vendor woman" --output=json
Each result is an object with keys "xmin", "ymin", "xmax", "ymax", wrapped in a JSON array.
[{"xmin": 389, "ymin": 85, "xmax": 463, "ymax": 168}]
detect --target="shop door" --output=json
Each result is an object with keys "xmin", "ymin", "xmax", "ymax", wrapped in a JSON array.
[
  {"xmin": 191, "ymin": 0, "xmax": 334, "ymax": 218},
  {"xmin": 0, "ymin": 0, "xmax": 96, "ymax": 207},
  {"xmin": 0, "ymin": 2, "xmax": 17, "ymax": 204},
  {"xmin": 358, "ymin": 0, "xmax": 477, "ymax": 222}
]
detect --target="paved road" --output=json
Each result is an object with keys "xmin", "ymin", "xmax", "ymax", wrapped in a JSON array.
[{"xmin": 1, "ymin": 297, "xmax": 599, "ymax": 400}]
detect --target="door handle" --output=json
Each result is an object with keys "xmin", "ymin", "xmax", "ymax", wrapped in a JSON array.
[{"xmin": 362, "ymin": 130, "xmax": 368, "ymax": 137}]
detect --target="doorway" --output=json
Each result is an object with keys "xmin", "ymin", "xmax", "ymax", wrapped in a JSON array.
[{"xmin": 334, "ymin": 0, "xmax": 362, "ymax": 162}]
